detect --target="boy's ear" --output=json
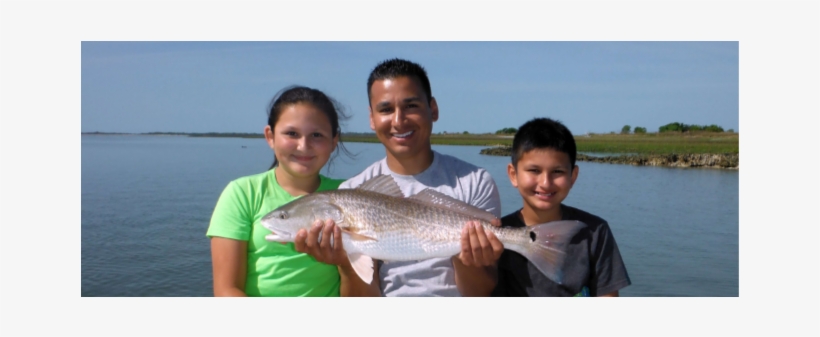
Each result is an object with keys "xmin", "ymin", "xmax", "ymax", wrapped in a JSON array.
[
  {"xmin": 264, "ymin": 125, "xmax": 275, "ymax": 150},
  {"xmin": 507, "ymin": 163, "xmax": 518, "ymax": 188},
  {"xmin": 570, "ymin": 164, "xmax": 579, "ymax": 186}
]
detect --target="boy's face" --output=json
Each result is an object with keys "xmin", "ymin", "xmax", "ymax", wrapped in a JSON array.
[
  {"xmin": 368, "ymin": 76, "xmax": 439, "ymax": 164},
  {"xmin": 507, "ymin": 148, "xmax": 579, "ymax": 218}
]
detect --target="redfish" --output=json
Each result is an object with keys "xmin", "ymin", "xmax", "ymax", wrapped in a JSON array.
[{"xmin": 261, "ymin": 174, "xmax": 585, "ymax": 285}]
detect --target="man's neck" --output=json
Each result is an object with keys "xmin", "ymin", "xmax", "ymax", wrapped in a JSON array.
[{"xmin": 384, "ymin": 149, "xmax": 435, "ymax": 176}]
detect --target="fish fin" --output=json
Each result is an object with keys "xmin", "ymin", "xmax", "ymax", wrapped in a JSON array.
[
  {"xmin": 347, "ymin": 252, "xmax": 374, "ymax": 285},
  {"xmin": 519, "ymin": 220, "xmax": 587, "ymax": 285},
  {"xmin": 408, "ymin": 189, "xmax": 498, "ymax": 224},
  {"xmin": 339, "ymin": 227, "xmax": 378, "ymax": 241},
  {"xmin": 356, "ymin": 174, "xmax": 404, "ymax": 198}
]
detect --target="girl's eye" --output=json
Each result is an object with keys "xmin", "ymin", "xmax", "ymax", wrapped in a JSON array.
[{"xmin": 312, "ymin": 132, "xmax": 324, "ymax": 138}]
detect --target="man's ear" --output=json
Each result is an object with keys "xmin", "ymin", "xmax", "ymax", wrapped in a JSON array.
[
  {"xmin": 369, "ymin": 106, "xmax": 376, "ymax": 131},
  {"xmin": 429, "ymin": 97, "xmax": 439, "ymax": 122}
]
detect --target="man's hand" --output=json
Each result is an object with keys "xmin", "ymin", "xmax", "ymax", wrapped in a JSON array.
[
  {"xmin": 293, "ymin": 219, "xmax": 350, "ymax": 267},
  {"xmin": 457, "ymin": 220, "xmax": 504, "ymax": 267}
]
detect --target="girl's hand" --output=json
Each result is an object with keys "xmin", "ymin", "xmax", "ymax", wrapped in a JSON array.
[{"xmin": 293, "ymin": 219, "xmax": 350, "ymax": 267}]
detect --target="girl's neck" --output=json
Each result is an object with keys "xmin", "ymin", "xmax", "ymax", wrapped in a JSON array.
[
  {"xmin": 519, "ymin": 205, "xmax": 562, "ymax": 226},
  {"xmin": 274, "ymin": 167, "xmax": 321, "ymax": 197}
]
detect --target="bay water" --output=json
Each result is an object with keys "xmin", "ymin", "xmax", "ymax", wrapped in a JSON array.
[{"xmin": 81, "ymin": 135, "xmax": 738, "ymax": 297}]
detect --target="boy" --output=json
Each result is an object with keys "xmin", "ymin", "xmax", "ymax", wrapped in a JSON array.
[{"xmin": 491, "ymin": 117, "xmax": 631, "ymax": 297}]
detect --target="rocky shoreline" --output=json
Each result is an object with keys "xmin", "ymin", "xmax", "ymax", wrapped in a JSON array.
[{"xmin": 479, "ymin": 145, "xmax": 739, "ymax": 169}]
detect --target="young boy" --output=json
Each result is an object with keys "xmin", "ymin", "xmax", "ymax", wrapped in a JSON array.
[{"xmin": 491, "ymin": 117, "xmax": 631, "ymax": 297}]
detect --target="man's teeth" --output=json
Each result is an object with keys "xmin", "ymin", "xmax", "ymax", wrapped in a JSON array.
[{"xmin": 394, "ymin": 131, "xmax": 413, "ymax": 138}]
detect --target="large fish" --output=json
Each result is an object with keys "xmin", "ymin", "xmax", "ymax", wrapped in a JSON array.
[{"xmin": 261, "ymin": 174, "xmax": 586, "ymax": 285}]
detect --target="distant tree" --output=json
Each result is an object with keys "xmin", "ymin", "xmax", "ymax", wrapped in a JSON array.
[
  {"xmin": 659, "ymin": 122, "xmax": 685, "ymax": 133},
  {"xmin": 727, "ymin": 129, "xmax": 735, "ymax": 133},
  {"xmin": 704, "ymin": 124, "xmax": 724, "ymax": 132},
  {"xmin": 463, "ymin": 131, "xmax": 470, "ymax": 135},
  {"xmin": 634, "ymin": 126, "xmax": 647, "ymax": 134},
  {"xmin": 621, "ymin": 125, "xmax": 631, "ymax": 134},
  {"xmin": 660, "ymin": 122, "xmax": 725, "ymax": 133},
  {"xmin": 495, "ymin": 127, "xmax": 517, "ymax": 135}
]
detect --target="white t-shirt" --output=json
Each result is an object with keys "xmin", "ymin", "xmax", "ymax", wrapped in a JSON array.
[{"xmin": 339, "ymin": 150, "xmax": 502, "ymax": 296}]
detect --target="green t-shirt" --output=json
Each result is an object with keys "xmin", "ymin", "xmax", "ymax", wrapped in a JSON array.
[{"xmin": 207, "ymin": 169, "xmax": 344, "ymax": 297}]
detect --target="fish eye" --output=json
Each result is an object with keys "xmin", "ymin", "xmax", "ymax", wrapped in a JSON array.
[
  {"xmin": 279, "ymin": 212, "xmax": 288, "ymax": 220},
  {"xmin": 529, "ymin": 231, "xmax": 536, "ymax": 242}
]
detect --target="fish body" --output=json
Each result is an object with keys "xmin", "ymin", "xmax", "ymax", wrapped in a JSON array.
[{"xmin": 261, "ymin": 174, "xmax": 585, "ymax": 285}]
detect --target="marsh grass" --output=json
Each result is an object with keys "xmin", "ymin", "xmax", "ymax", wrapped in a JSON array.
[
  {"xmin": 343, "ymin": 132, "xmax": 738, "ymax": 154},
  {"xmin": 130, "ymin": 131, "xmax": 738, "ymax": 155}
]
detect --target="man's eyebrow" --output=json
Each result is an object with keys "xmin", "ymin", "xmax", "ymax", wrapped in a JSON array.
[
  {"xmin": 374, "ymin": 96, "xmax": 423, "ymax": 109},
  {"xmin": 374, "ymin": 101, "xmax": 393, "ymax": 109}
]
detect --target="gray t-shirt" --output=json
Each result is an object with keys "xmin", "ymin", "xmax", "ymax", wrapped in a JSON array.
[{"xmin": 339, "ymin": 150, "xmax": 502, "ymax": 296}]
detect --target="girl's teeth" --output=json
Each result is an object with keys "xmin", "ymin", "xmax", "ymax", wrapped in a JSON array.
[{"xmin": 394, "ymin": 131, "xmax": 413, "ymax": 138}]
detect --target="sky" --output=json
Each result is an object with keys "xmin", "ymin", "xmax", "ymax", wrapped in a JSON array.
[{"xmin": 81, "ymin": 41, "xmax": 739, "ymax": 135}]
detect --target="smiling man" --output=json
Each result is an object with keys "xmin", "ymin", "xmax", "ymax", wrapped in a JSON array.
[{"xmin": 293, "ymin": 58, "xmax": 505, "ymax": 296}]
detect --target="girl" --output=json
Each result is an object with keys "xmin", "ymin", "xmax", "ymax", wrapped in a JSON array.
[{"xmin": 207, "ymin": 86, "xmax": 351, "ymax": 296}]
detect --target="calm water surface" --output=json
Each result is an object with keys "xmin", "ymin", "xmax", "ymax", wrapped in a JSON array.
[{"xmin": 81, "ymin": 135, "xmax": 738, "ymax": 297}]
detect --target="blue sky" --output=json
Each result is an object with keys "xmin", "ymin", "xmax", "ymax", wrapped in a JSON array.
[{"xmin": 81, "ymin": 41, "xmax": 738, "ymax": 135}]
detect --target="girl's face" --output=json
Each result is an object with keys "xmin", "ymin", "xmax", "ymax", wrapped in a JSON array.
[{"xmin": 264, "ymin": 102, "xmax": 338, "ymax": 180}]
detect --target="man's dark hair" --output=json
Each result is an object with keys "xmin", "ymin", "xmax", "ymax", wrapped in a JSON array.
[
  {"xmin": 511, "ymin": 118, "xmax": 577, "ymax": 168},
  {"xmin": 367, "ymin": 58, "xmax": 432, "ymax": 103}
]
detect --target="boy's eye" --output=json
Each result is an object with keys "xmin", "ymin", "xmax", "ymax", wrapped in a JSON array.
[
  {"xmin": 312, "ymin": 132, "xmax": 324, "ymax": 138},
  {"xmin": 284, "ymin": 131, "xmax": 297, "ymax": 137}
]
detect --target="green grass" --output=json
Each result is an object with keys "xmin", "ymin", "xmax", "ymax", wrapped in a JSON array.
[
  {"xmin": 574, "ymin": 132, "xmax": 738, "ymax": 154},
  {"xmin": 344, "ymin": 132, "xmax": 738, "ymax": 154},
  {"xmin": 125, "ymin": 131, "xmax": 738, "ymax": 155}
]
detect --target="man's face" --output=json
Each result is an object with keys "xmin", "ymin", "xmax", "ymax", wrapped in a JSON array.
[{"xmin": 368, "ymin": 76, "xmax": 439, "ymax": 164}]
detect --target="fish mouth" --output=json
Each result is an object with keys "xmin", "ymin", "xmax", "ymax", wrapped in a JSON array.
[{"xmin": 264, "ymin": 230, "xmax": 294, "ymax": 242}]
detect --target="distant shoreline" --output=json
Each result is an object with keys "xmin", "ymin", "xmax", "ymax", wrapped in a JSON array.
[
  {"xmin": 479, "ymin": 145, "xmax": 739, "ymax": 169},
  {"xmin": 82, "ymin": 131, "xmax": 739, "ymax": 158}
]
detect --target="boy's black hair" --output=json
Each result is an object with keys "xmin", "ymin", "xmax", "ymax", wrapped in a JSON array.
[
  {"xmin": 511, "ymin": 117, "xmax": 577, "ymax": 168},
  {"xmin": 366, "ymin": 58, "xmax": 432, "ymax": 103}
]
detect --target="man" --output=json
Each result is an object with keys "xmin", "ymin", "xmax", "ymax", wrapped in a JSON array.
[{"xmin": 294, "ymin": 58, "xmax": 504, "ymax": 296}]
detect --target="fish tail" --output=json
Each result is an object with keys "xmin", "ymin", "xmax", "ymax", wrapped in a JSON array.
[{"xmin": 517, "ymin": 220, "xmax": 587, "ymax": 285}]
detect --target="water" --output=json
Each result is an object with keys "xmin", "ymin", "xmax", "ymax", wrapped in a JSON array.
[{"xmin": 81, "ymin": 135, "xmax": 738, "ymax": 297}]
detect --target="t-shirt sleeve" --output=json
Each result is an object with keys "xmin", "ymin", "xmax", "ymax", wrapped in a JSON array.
[
  {"xmin": 591, "ymin": 222, "xmax": 632, "ymax": 296},
  {"xmin": 206, "ymin": 181, "xmax": 253, "ymax": 241},
  {"xmin": 472, "ymin": 169, "xmax": 502, "ymax": 218}
]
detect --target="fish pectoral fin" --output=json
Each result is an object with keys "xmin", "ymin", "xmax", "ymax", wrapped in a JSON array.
[
  {"xmin": 339, "ymin": 228, "xmax": 378, "ymax": 241},
  {"xmin": 347, "ymin": 252, "xmax": 374, "ymax": 285}
]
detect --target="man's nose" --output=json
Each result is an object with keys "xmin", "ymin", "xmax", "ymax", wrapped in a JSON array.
[{"xmin": 392, "ymin": 108, "xmax": 407, "ymax": 127}]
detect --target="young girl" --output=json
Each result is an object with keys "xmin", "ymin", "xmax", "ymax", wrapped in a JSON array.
[{"xmin": 207, "ymin": 86, "xmax": 351, "ymax": 297}]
